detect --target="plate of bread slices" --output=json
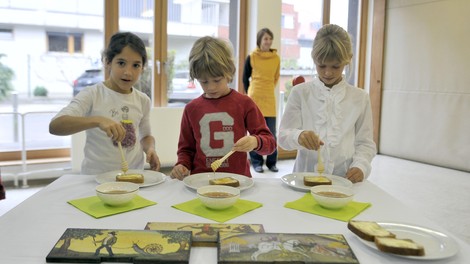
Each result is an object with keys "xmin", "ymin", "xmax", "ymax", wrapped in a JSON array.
[
  {"xmin": 281, "ymin": 172, "xmax": 352, "ymax": 191},
  {"xmin": 347, "ymin": 220, "xmax": 459, "ymax": 260},
  {"xmin": 183, "ymin": 172, "xmax": 254, "ymax": 191},
  {"xmin": 96, "ymin": 169, "xmax": 166, "ymax": 188}
]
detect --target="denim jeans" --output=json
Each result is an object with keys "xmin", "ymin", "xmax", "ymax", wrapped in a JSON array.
[{"xmin": 249, "ymin": 116, "xmax": 277, "ymax": 168}]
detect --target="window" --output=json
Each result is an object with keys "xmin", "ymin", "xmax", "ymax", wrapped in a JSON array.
[
  {"xmin": 164, "ymin": 0, "xmax": 234, "ymax": 106},
  {"xmin": 0, "ymin": 28, "xmax": 13, "ymax": 40},
  {"xmin": 330, "ymin": 0, "xmax": 361, "ymax": 85},
  {"xmin": 202, "ymin": 2, "xmax": 218, "ymax": 24},
  {"xmin": 218, "ymin": 2, "xmax": 230, "ymax": 26},
  {"xmin": 120, "ymin": 0, "xmax": 153, "ymax": 18},
  {"xmin": 281, "ymin": 15, "xmax": 295, "ymax": 29},
  {"xmin": 280, "ymin": 0, "xmax": 320, "ymax": 89},
  {"xmin": 0, "ymin": 0, "xmax": 369, "ymax": 163},
  {"xmin": 0, "ymin": 1, "xmax": 104, "ymax": 162},
  {"xmin": 168, "ymin": 0, "xmax": 181, "ymax": 22},
  {"xmin": 280, "ymin": 0, "xmax": 363, "ymax": 99},
  {"xmin": 47, "ymin": 32, "xmax": 83, "ymax": 53}
]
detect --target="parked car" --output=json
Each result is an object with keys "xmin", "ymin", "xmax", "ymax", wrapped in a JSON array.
[
  {"xmin": 72, "ymin": 69, "xmax": 203, "ymax": 103},
  {"xmin": 169, "ymin": 70, "xmax": 203, "ymax": 103},
  {"xmin": 73, "ymin": 69, "xmax": 103, "ymax": 96}
]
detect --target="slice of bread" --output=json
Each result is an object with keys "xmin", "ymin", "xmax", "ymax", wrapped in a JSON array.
[
  {"xmin": 209, "ymin": 177, "xmax": 240, "ymax": 187},
  {"xmin": 347, "ymin": 220, "xmax": 396, "ymax": 242},
  {"xmin": 116, "ymin": 173, "xmax": 144, "ymax": 184},
  {"xmin": 303, "ymin": 175, "xmax": 332, "ymax": 186},
  {"xmin": 374, "ymin": 237, "xmax": 425, "ymax": 256}
]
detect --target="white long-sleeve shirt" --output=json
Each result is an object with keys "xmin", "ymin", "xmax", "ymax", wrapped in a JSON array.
[{"xmin": 279, "ymin": 76, "xmax": 376, "ymax": 178}]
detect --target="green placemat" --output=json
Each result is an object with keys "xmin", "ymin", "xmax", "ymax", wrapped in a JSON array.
[
  {"xmin": 284, "ymin": 193, "xmax": 371, "ymax": 222},
  {"xmin": 68, "ymin": 195, "xmax": 156, "ymax": 218},
  {"xmin": 172, "ymin": 198, "xmax": 262, "ymax": 223}
]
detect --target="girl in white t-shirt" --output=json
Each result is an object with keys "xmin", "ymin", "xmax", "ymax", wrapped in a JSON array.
[
  {"xmin": 279, "ymin": 24, "xmax": 376, "ymax": 183},
  {"xmin": 50, "ymin": 32, "xmax": 160, "ymax": 175}
]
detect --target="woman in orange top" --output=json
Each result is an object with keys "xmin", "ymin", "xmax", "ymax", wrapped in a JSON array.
[{"xmin": 242, "ymin": 28, "xmax": 281, "ymax": 173}]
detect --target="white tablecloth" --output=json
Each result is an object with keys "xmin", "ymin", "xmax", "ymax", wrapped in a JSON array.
[{"xmin": 0, "ymin": 174, "xmax": 468, "ymax": 263}]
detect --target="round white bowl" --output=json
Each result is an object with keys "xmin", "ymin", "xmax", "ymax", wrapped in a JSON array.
[
  {"xmin": 310, "ymin": 185, "xmax": 354, "ymax": 209},
  {"xmin": 197, "ymin": 185, "xmax": 240, "ymax": 210},
  {"xmin": 96, "ymin": 182, "xmax": 139, "ymax": 206}
]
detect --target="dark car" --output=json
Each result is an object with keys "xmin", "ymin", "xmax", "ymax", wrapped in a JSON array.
[{"xmin": 73, "ymin": 69, "xmax": 103, "ymax": 96}]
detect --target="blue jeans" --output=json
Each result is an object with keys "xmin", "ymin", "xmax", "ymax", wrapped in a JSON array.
[{"xmin": 249, "ymin": 117, "xmax": 277, "ymax": 168}]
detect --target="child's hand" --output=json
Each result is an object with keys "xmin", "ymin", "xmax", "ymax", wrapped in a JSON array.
[
  {"xmin": 233, "ymin": 135, "xmax": 258, "ymax": 152},
  {"xmin": 98, "ymin": 117, "xmax": 126, "ymax": 142},
  {"xmin": 146, "ymin": 149, "xmax": 161, "ymax": 171},
  {"xmin": 298, "ymin": 130, "xmax": 323, "ymax": 150},
  {"xmin": 170, "ymin": 164, "xmax": 190, "ymax": 180},
  {"xmin": 345, "ymin": 167, "xmax": 364, "ymax": 183}
]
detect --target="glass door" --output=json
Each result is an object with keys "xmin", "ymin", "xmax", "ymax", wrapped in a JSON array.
[{"xmin": 0, "ymin": 0, "xmax": 105, "ymax": 161}]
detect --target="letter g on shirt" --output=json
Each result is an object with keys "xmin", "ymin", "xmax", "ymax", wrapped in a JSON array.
[{"xmin": 200, "ymin": 112, "xmax": 234, "ymax": 157}]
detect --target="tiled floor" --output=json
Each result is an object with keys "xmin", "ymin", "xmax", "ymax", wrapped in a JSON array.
[{"xmin": 1, "ymin": 155, "xmax": 469, "ymax": 245}]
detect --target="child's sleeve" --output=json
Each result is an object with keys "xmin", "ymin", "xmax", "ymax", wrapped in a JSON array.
[
  {"xmin": 174, "ymin": 109, "xmax": 196, "ymax": 169},
  {"xmin": 53, "ymin": 87, "xmax": 94, "ymax": 119},
  {"xmin": 351, "ymin": 95, "xmax": 377, "ymax": 178},
  {"xmin": 278, "ymin": 86, "xmax": 305, "ymax": 151},
  {"xmin": 138, "ymin": 96, "xmax": 152, "ymax": 141},
  {"xmin": 245, "ymin": 101, "xmax": 276, "ymax": 155}
]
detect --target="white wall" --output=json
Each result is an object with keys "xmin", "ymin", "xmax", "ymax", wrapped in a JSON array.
[
  {"xmin": 246, "ymin": 0, "xmax": 282, "ymax": 52},
  {"xmin": 149, "ymin": 107, "xmax": 183, "ymax": 167},
  {"xmin": 379, "ymin": 0, "xmax": 470, "ymax": 171},
  {"xmin": 246, "ymin": 0, "xmax": 283, "ymax": 125}
]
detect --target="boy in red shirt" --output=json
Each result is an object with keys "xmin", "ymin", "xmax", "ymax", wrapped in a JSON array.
[{"xmin": 170, "ymin": 36, "xmax": 276, "ymax": 180}]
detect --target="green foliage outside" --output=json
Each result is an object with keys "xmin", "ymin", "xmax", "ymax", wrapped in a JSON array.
[
  {"xmin": 134, "ymin": 67, "xmax": 152, "ymax": 98},
  {"xmin": 133, "ymin": 47, "xmax": 153, "ymax": 98},
  {"xmin": 283, "ymin": 79, "xmax": 293, "ymax": 103},
  {"xmin": 166, "ymin": 50, "xmax": 176, "ymax": 93},
  {"xmin": 133, "ymin": 48, "xmax": 176, "ymax": 99},
  {"xmin": 33, "ymin": 86, "xmax": 48, "ymax": 97},
  {"xmin": 281, "ymin": 59, "xmax": 299, "ymax": 70},
  {"xmin": 0, "ymin": 54, "xmax": 14, "ymax": 102}
]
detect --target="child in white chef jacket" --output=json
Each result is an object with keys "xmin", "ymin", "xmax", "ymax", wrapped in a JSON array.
[{"xmin": 278, "ymin": 24, "xmax": 376, "ymax": 183}]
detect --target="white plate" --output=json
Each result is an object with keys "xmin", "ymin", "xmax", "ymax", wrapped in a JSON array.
[
  {"xmin": 356, "ymin": 222, "xmax": 459, "ymax": 260},
  {"xmin": 96, "ymin": 169, "xmax": 166, "ymax": 188},
  {"xmin": 281, "ymin": 172, "xmax": 352, "ymax": 191},
  {"xmin": 183, "ymin": 172, "xmax": 254, "ymax": 191}
]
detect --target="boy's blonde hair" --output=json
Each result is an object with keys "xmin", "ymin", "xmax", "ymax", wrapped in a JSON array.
[
  {"xmin": 189, "ymin": 36, "xmax": 236, "ymax": 82},
  {"xmin": 311, "ymin": 24, "xmax": 353, "ymax": 67}
]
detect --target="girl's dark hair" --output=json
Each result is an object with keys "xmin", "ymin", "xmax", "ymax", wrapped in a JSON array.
[
  {"xmin": 256, "ymin": 28, "xmax": 274, "ymax": 48},
  {"xmin": 102, "ymin": 32, "xmax": 148, "ymax": 67}
]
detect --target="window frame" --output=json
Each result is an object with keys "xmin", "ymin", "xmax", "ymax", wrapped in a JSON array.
[
  {"xmin": 46, "ymin": 31, "xmax": 83, "ymax": 53},
  {"xmin": 2, "ymin": 0, "xmax": 385, "ymax": 162}
]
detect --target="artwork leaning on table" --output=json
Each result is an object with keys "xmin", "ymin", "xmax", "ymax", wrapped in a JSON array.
[
  {"xmin": 217, "ymin": 232, "xmax": 360, "ymax": 263},
  {"xmin": 145, "ymin": 222, "xmax": 265, "ymax": 247},
  {"xmin": 46, "ymin": 228, "xmax": 192, "ymax": 263}
]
